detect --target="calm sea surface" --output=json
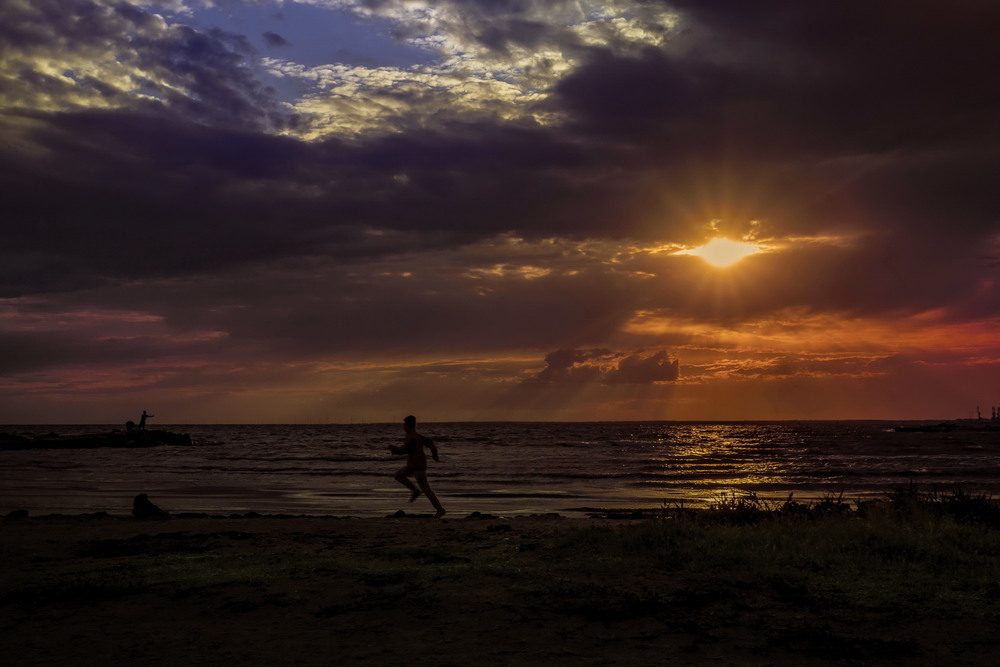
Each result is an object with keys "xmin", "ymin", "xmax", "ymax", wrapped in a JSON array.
[{"xmin": 2, "ymin": 422, "xmax": 999, "ymax": 517}]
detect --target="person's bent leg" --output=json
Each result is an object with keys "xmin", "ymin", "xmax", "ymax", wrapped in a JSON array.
[
  {"xmin": 395, "ymin": 467, "xmax": 421, "ymax": 501},
  {"xmin": 415, "ymin": 471, "xmax": 444, "ymax": 515}
]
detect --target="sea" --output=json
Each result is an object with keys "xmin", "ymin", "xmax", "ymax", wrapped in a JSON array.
[{"xmin": 2, "ymin": 421, "xmax": 999, "ymax": 518}]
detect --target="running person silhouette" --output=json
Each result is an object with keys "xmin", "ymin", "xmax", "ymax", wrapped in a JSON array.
[{"xmin": 388, "ymin": 415, "xmax": 445, "ymax": 517}]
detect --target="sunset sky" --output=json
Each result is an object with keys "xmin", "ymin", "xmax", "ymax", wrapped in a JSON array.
[{"xmin": 2, "ymin": 0, "xmax": 998, "ymax": 423}]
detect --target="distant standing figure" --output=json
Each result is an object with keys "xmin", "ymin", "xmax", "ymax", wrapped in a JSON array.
[
  {"xmin": 139, "ymin": 411, "xmax": 154, "ymax": 430},
  {"xmin": 388, "ymin": 415, "xmax": 445, "ymax": 518}
]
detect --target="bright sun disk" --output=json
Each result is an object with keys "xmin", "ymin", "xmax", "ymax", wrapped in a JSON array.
[{"xmin": 682, "ymin": 237, "xmax": 762, "ymax": 267}]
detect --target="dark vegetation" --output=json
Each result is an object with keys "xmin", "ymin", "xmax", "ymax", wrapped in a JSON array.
[{"xmin": 2, "ymin": 485, "xmax": 999, "ymax": 665}]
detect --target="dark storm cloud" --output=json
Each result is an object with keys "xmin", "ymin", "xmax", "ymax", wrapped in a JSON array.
[
  {"xmin": 4, "ymin": 2, "xmax": 993, "ymax": 278},
  {"xmin": 531, "ymin": 348, "xmax": 680, "ymax": 384},
  {"xmin": 547, "ymin": 0, "xmax": 999, "ymax": 322},
  {"xmin": 2, "ymin": 0, "xmax": 998, "ymax": 376},
  {"xmin": 162, "ymin": 256, "xmax": 640, "ymax": 358},
  {"xmin": 534, "ymin": 348, "xmax": 612, "ymax": 383},
  {"xmin": 553, "ymin": 1, "xmax": 1000, "ymax": 224},
  {"xmin": 136, "ymin": 24, "xmax": 286, "ymax": 130},
  {"xmin": 262, "ymin": 31, "xmax": 291, "ymax": 48},
  {"xmin": 608, "ymin": 350, "xmax": 680, "ymax": 384},
  {"xmin": 0, "ymin": 1, "xmax": 654, "ymax": 299},
  {"xmin": 0, "ymin": 237, "xmax": 653, "ymax": 376},
  {"xmin": 0, "ymin": 0, "xmax": 288, "ymax": 130},
  {"xmin": 0, "ymin": 102, "xmax": 646, "ymax": 297},
  {"xmin": 558, "ymin": 0, "xmax": 1000, "ymax": 151},
  {"xmin": 0, "ymin": 327, "xmax": 226, "ymax": 376},
  {"xmin": 1, "ymin": 112, "xmax": 320, "ymax": 294}
]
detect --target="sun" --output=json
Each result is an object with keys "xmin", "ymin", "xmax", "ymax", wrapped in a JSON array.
[{"xmin": 681, "ymin": 237, "xmax": 763, "ymax": 267}]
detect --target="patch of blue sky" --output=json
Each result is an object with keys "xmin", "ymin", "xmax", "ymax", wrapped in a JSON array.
[
  {"xmin": 171, "ymin": 1, "xmax": 436, "ymax": 68},
  {"xmin": 151, "ymin": 1, "xmax": 440, "ymax": 106}
]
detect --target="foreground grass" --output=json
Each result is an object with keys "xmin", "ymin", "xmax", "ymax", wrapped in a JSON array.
[
  {"xmin": 563, "ymin": 507, "xmax": 1000, "ymax": 613},
  {"xmin": 3, "ymin": 490, "xmax": 1000, "ymax": 665}
]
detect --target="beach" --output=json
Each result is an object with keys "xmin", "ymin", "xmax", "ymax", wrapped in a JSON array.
[{"xmin": 3, "ymin": 509, "xmax": 999, "ymax": 666}]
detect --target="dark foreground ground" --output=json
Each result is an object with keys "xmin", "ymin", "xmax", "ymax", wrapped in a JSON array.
[{"xmin": 2, "ymin": 509, "xmax": 999, "ymax": 666}]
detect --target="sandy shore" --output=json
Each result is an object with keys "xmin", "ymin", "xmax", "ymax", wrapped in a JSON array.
[{"xmin": 2, "ymin": 512, "xmax": 998, "ymax": 666}]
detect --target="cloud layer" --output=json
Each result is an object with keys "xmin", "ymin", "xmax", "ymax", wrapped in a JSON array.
[{"xmin": 1, "ymin": 0, "xmax": 998, "ymax": 421}]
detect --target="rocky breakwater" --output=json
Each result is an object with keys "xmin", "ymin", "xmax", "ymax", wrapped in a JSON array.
[{"xmin": 0, "ymin": 428, "xmax": 193, "ymax": 450}]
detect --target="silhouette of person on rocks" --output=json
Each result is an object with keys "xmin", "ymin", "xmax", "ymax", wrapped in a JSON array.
[
  {"xmin": 139, "ymin": 411, "xmax": 154, "ymax": 430},
  {"xmin": 388, "ymin": 415, "xmax": 445, "ymax": 518}
]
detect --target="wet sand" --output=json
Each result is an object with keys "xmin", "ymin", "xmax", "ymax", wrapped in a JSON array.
[{"xmin": 2, "ymin": 512, "xmax": 998, "ymax": 666}]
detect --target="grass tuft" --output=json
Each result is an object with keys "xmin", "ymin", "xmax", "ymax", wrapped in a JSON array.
[{"xmin": 558, "ymin": 485, "xmax": 1000, "ymax": 614}]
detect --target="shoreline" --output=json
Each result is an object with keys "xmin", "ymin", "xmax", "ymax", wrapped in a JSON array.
[
  {"xmin": 5, "ymin": 421, "xmax": 1000, "ymax": 525},
  {"xmin": 1, "ymin": 509, "xmax": 651, "ymax": 523}
]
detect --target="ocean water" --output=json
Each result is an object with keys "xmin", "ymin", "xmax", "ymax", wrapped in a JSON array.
[{"xmin": 2, "ymin": 422, "xmax": 999, "ymax": 517}]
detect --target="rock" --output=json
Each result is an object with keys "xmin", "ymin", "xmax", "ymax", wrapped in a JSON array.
[{"xmin": 132, "ymin": 493, "xmax": 171, "ymax": 520}]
